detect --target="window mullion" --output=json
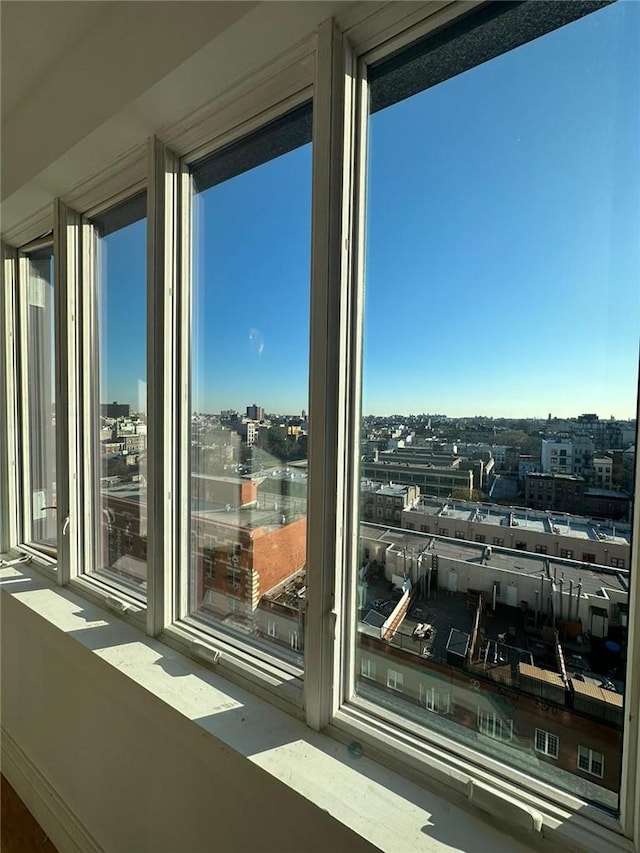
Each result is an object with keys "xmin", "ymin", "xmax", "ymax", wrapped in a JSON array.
[
  {"xmin": 305, "ymin": 18, "xmax": 356, "ymax": 730},
  {"xmin": 1, "ymin": 244, "xmax": 19, "ymax": 553},
  {"xmin": 54, "ymin": 201, "xmax": 83, "ymax": 584},
  {"xmin": 147, "ymin": 138, "xmax": 180, "ymax": 637},
  {"xmin": 619, "ymin": 386, "xmax": 640, "ymax": 838}
]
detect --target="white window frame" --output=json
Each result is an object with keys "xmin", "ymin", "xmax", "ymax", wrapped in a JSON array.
[
  {"xmin": 535, "ymin": 729, "xmax": 559, "ymax": 759},
  {"xmin": 360, "ymin": 658, "xmax": 376, "ymax": 680},
  {"xmin": 267, "ymin": 619, "xmax": 277, "ymax": 639},
  {"xmin": 477, "ymin": 708, "xmax": 513, "ymax": 743},
  {"xmin": 420, "ymin": 684, "xmax": 450, "ymax": 715},
  {"xmin": 578, "ymin": 746, "xmax": 604, "ymax": 779},
  {"xmin": 387, "ymin": 669, "xmax": 403, "ymax": 693},
  {"xmin": 326, "ymin": 8, "xmax": 638, "ymax": 852}
]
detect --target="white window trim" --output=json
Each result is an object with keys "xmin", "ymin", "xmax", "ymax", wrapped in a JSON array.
[
  {"xmin": 387, "ymin": 669, "xmax": 403, "ymax": 693},
  {"xmin": 535, "ymin": 729, "xmax": 559, "ymax": 760},
  {"xmin": 578, "ymin": 747, "xmax": 605, "ymax": 780}
]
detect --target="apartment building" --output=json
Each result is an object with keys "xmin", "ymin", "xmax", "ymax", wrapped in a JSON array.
[{"xmin": 399, "ymin": 496, "xmax": 631, "ymax": 568}]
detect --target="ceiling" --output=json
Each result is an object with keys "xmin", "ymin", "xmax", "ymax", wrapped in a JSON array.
[{"xmin": 1, "ymin": 1, "xmax": 115, "ymax": 123}]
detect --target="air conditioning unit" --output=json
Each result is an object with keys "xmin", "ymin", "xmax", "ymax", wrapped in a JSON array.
[{"xmin": 231, "ymin": 554, "xmax": 239, "ymax": 565}]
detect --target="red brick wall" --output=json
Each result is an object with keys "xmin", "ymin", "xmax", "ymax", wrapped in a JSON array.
[{"xmin": 253, "ymin": 516, "xmax": 307, "ymax": 597}]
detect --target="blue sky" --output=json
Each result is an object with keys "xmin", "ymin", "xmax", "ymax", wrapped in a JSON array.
[{"xmin": 105, "ymin": 1, "xmax": 639, "ymax": 420}]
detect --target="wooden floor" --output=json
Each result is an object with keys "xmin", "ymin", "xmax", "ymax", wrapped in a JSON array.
[{"xmin": 1, "ymin": 775, "xmax": 58, "ymax": 853}]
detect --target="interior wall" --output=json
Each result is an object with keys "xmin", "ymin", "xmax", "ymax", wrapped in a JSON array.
[{"xmin": 0, "ymin": 592, "xmax": 377, "ymax": 853}]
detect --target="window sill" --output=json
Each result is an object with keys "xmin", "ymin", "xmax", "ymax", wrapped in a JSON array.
[{"xmin": 1, "ymin": 558, "xmax": 551, "ymax": 853}]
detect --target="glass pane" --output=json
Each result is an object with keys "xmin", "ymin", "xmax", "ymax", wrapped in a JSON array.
[
  {"xmin": 189, "ymin": 105, "xmax": 312, "ymax": 667},
  {"xmin": 357, "ymin": 2, "xmax": 638, "ymax": 811},
  {"xmin": 23, "ymin": 247, "xmax": 56, "ymax": 550},
  {"xmin": 93, "ymin": 193, "xmax": 147, "ymax": 594}
]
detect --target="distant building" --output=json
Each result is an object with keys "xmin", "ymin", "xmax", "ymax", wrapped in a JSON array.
[
  {"xmin": 593, "ymin": 457, "xmax": 613, "ymax": 488},
  {"xmin": 541, "ymin": 437, "xmax": 594, "ymax": 477},
  {"xmin": 526, "ymin": 472, "xmax": 586, "ymax": 515},
  {"xmin": 101, "ymin": 401, "xmax": 130, "ymax": 418},
  {"xmin": 246, "ymin": 403, "xmax": 265, "ymax": 421},
  {"xmin": 361, "ymin": 482, "xmax": 420, "ymax": 524}
]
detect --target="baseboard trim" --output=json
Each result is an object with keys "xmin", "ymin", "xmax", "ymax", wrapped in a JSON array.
[{"xmin": 1, "ymin": 728, "xmax": 104, "ymax": 853}]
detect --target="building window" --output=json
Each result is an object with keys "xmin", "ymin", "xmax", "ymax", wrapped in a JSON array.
[
  {"xmin": 290, "ymin": 631, "xmax": 300, "ymax": 652},
  {"xmin": 577, "ymin": 747, "xmax": 604, "ymax": 778},
  {"xmin": 420, "ymin": 525, "xmax": 428, "ymax": 533},
  {"xmin": 492, "ymin": 538, "xmax": 504, "ymax": 547},
  {"xmin": 514, "ymin": 541, "xmax": 527, "ymax": 551},
  {"xmin": 535, "ymin": 544, "xmax": 548, "ymax": 555},
  {"xmin": 420, "ymin": 684, "xmax": 450, "ymax": 715},
  {"xmin": 387, "ymin": 670, "xmax": 403, "ymax": 693},
  {"xmin": 204, "ymin": 558, "xmax": 214, "ymax": 579},
  {"xmin": 477, "ymin": 709, "xmax": 513, "ymax": 743},
  {"xmin": 407, "ymin": 522, "xmax": 414, "ymax": 530},
  {"xmin": 611, "ymin": 558, "xmax": 625, "ymax": 568},
  {"xmin": 439, "ymin": 528, "xmax": 448, "ymax": 537},
  {"xmin": 475, "ymin": 534, "xmax": 486, "ymax": 544},
  {"xmin": 582, "ymin": 553, "xmax": 596, "ymax": 564},
  {"xmin": 560, "ymin": 549, "xmax": 574, "ymax": 559},
  {"xmin": 227, "ymin": 568, "xmax": 240, "ymax": 588},
  {"xmin": 360, "ymin": 658, "xmax": 376, "ymax": 680},
  {"xmin": 267, "ymin": 620, "xmax": 277, "ymax": 638},
  {"xmin": 535, "ymin": 729, "xmax": 559, "ymax": 759},
  {"xmin": 455, "ymin": 530, "xmax": 465, "ymax": 540}
]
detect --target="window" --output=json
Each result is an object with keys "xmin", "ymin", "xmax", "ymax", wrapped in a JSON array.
[
  {"xmin": 90, "ymin": 193, "xmax": 148, "ymax": 595},
  {"xmin": 420, "ymin": 684, "xmax": 450, "ymax": 714},
  {"xmin": 477, "ymin": 709, "xmax": 513, "ymax": 743},
  {"xmin": 578, "ymin": 747, "xmax": 604, "ymax": 779},
  {"xmin": 387, "ymin": 669, "xmax": 403, "ymax": 692},
  {"xmin": 353, "ymin": 0, "xmax": 635, "ymax": 814},
  {"xmin": 3, "ymin": 1, "xmax": 639, "ymax": 848},
  {"xmin": 535, "ymin": 729, "xmax": 559, "ymax": 759},
  {"xmin": 18, "ymin": 242, "xmax": 56, "ymax": 553},
  {"xmin": 187, "ymin": 104, "xmax": 312, "ymax": 660},
  {"xmin": 360, "ymin": 658, "xmax": 376, "ymax": 680}
]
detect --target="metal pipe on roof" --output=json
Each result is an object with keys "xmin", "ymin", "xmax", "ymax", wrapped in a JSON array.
[
  {"xmin": 559, "ymin": 577, "xmax": 564, "ymax": 621},
  {"xmin": 576, "ymin": 579, "xmax": 583, "ymax": 623},
  {"xmin": 569, "ymin": 579, "xmax": 574, "ymax": 621}
]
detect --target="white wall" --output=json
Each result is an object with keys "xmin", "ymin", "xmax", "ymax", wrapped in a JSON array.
[{"xmin": 1, "ymin": 589, "xmax": 377, "ymax": 853}]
